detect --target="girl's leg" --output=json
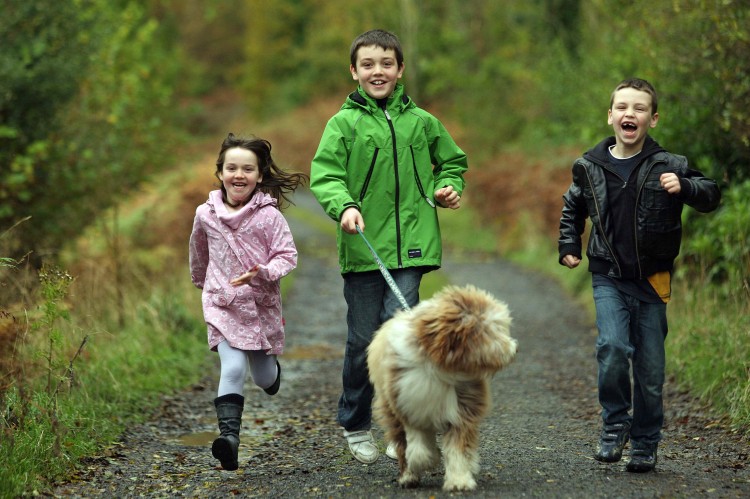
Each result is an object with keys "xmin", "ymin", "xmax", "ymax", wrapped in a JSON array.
[
  {"xmin": 217, "ymin": 340, "xmax": 249, "ymax": 397},
  {"xmin": 213, "ymin": 341, "xmax": 248, "ymax": 471},
  {"xmin": 247, "ymin": 350, "xmax": 278, "ymax": 390}
]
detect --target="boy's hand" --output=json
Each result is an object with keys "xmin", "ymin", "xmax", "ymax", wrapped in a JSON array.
[
  {"xmin": 562, "ymin": 255, "xmax": 581, "ymax": 269},
  {"xmin": 660, "ymin": 172, "xmax": 681, "ymax": 194},
  {"xmin": 341, "ymin": 207, "xmax": 364, "ymax": 234},
  {"xmin": 230, "ymin": 264, "xmax": 260, "ymax": 286},
  {"xmin": 435, "ymin": 185, "xmax": 461, "ymax": 209}
]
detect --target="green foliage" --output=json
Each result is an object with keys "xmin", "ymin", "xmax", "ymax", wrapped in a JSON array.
[
  {"xmin": 680, "ymin": 179, "xmax": 750, "ymax": 297},
  {"xmin": 0, "ymin": 0, "xmax": 96, "ymax": 228},
  {"xmin": 241, "ymin": 0, "xmax": 400, "ymax": 116},
  {"xmin": 0, "ymin": 0, "xmax": 188, "ymax": 263}
]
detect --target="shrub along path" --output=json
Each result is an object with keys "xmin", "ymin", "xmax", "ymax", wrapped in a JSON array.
[{"xmin": 53, "ymin": 192, "xmax": 749, "ymax": 498}]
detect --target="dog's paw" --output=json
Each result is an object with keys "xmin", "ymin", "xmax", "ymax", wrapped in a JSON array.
[
  {"xmin": 398, "ymin": 470, "xmax": 420, "ymax": 489},
  {"xmin": 443, "ymin": 475, "xmax": 477, "ymax": 492}
]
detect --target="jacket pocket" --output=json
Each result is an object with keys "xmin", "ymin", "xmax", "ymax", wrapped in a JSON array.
[
  {"xmin": 209, "ymin": 288, "xmax": 236, "ymax": 308},
  {"xmin": 642, "ymin": 179, "xmax": 678, "ymax": 213},
  {"xmin": 358, "ymin": 149, "xmax": 379, "ymax": 202},
  {"xmin": 410, "ymin": 146, "xmax": 436, "ymax": 208},
  {"xmin": 237, "ymin": 294, "xmax": 279, "ymax": 328},
  {"xmin": 641, "ymin": 223, "xmax": 682, "ymax": 260}
]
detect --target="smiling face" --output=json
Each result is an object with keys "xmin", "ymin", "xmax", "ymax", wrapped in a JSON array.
[
  {"xmin": 608, "ymin": 87, "xmax": 659, "ymax": 157},
  {"xmin": 350, "ymin": 45, "xmax": 404, "ymax": 100},
  {"xmin": 218, "ymin": 147, "xmax": 262, "ymax": 207}
]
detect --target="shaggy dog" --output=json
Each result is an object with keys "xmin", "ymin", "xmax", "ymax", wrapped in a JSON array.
[{"xmin": 367, "ymin": 284, "xmax": 517, "ymax": 492}]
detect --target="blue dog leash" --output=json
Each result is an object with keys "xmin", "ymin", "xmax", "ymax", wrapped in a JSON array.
[{"xmin": 355, "ymin": 224, "xmax": 412, "ymax": 311}]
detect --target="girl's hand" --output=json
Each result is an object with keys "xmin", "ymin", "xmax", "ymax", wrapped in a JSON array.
[
  {"xmin": 230, "ymin": 264, "xmax": 260, "ymax": 286},
  {"xmin": 435, "ymin": 185, "xmax": 461, "ymax": 209}
]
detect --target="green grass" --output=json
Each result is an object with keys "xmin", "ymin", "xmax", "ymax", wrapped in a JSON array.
[
  {"xmin": 0, "ymin": 274, "xmax": 208, "ymax": 498},
  {"xmin": 665, "ymin": 282, "xmax": 750, "ymax": 430}
]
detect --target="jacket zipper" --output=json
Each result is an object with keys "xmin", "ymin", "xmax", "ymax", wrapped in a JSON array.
[
  {"xmin": 359, "ymin": 149, "xmax": 379, "ymax": 202},
  {"xmin": 584, "ymin": 164, "xmax": 622, "ymax": 277},
  {"xmin": 410, "ymin": 145, "xmax": 436, "ymax": 208},
  {"xmin": 633, "ymin": 160, "xmax": 662, "ymax": 279},
  {"xmin": 383, "ymin": 108, "xmax": 403, "ymax": 268}
]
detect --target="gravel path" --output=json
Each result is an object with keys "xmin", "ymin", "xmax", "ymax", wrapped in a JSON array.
[{"xmin": 53, "ymin": 192, "xmax": 749, "ymax": 498}]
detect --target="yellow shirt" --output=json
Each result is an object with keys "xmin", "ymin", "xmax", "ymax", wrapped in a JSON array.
[{"xmin": 647, "ymin": 271, "xmax": 672, "ymax": 303}]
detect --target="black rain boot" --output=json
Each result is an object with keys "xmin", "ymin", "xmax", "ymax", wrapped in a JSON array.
[{"xmin": 212, "ymin": 393, "xmax": 244, "ymax": 471}]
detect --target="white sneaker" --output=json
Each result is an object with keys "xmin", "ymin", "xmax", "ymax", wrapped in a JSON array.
[
  {"xmin": 385, "ymin": 441, "xmax": 398, "ymax": 460},
  {"xmin": 343, "ymin": 430, "xmax": 379, "ymax": 464}
]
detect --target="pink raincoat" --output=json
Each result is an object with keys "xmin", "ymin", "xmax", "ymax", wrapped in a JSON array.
[{"xmin": 189, "ymin": 190, "xmax": 297, "ymax": 354}]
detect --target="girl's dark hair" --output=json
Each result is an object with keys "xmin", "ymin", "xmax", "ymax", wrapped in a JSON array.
[
  {"xmin": 215, "ymin": 133, "xmax": 309, "ymax": 210},
  {"xmin": 350, "ymin": 29, "xmax": 404, "ymax": 68}
]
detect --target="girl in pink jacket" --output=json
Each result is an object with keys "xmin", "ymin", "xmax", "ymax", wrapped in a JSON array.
[{"xmin": 189, "ymin": 133, "xmax": 307, "ymax": 471}]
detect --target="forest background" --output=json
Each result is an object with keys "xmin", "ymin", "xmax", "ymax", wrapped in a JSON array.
[{"xmin": 1, "ymin": 0, "xmax": 748, "ymax": 496}]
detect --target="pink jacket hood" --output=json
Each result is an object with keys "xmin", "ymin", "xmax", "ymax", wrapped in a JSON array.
[{"xmin": 208, "ymin": 189, "xmax": 278, "ymax": 230}]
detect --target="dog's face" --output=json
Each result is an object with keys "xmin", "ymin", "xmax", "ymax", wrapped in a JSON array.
[{"xmin": 411, "ymin": 285, "xmax": 516, "ymax": 375}]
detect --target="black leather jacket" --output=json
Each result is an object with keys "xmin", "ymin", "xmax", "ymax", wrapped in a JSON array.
[{"xmin": 558, "ymin": 137, "xmax": 721, "ymax": 279}]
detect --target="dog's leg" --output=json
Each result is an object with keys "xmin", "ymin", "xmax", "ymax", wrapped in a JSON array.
[
  {"xmin": 405, "ymin": 426, "xmax": 440, "ymax": 472},
  {"xmin": 397, "ymin": 425, "xmax": 419, "ymax": 488},
  {"xmin": 380, "ymin": 403, "xmax": 417, "ymax": 487},
  {"xmin": 441, "ymin": 423, "xmax": 480, "ymax": 491},
  {"xmin": 398, "ymin": 425, "xmax": 436, "ymax": 488}
]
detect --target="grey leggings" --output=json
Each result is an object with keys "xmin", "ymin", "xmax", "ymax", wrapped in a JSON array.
[{"xmin": 217, "ymin": 340, "xmax": 278, "ymax": 396}]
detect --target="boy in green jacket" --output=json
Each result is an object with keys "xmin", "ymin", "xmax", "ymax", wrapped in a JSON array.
[{"xmin": 310, "ymin": 29, "xmax": 468, "ymax": 464}]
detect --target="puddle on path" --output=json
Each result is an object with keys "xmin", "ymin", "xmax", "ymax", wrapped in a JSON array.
[
  {"xmin": 176, "ymin": 431, "xmax": 215, "ymax": 447},
  {"xmin": 284, "ymin": 343, "xmax": 342, "ymax": 360},
  {"xmin": 174, "ymin": 414, "xmax": 280, "ymax": 447}
]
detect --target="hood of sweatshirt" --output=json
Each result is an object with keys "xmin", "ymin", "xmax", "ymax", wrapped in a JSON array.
[
  {"xmin": 207, "ymin": 189, "xmax": 278, "ymax": 230},
  {"xmin": 583, "ymin": 135, "xmax": 666, "ymax": 166}
]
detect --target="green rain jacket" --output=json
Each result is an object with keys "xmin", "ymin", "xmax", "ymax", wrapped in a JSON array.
[{"xmin": 310, "ymin": 83, "xmax": 468, "ymax": 274}]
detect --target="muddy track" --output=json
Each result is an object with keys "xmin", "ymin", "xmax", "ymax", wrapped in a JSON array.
[{"xmin": 53, "ymin": 192, "xmax": 749, "ymax": 498}]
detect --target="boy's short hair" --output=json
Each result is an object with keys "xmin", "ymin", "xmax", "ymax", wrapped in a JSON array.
[
  {"xmin": 350, "ymin": 29, "xmax": 404, "ymax": 68},
  {"xmin": 610, "ymin": 78, "xmax": 659, "ymax": 114}
]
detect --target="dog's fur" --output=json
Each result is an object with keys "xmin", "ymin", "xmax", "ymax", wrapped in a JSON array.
[{"xmin": 367, "ymin": 284, "xmax": 517, "ymax": 491}]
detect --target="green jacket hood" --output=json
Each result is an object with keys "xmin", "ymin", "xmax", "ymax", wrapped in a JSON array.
[{"xmin": 344, "ymin": 83, "xmax": 413, "ymax": 114}]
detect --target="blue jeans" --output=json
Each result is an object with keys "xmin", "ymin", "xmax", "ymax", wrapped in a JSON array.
[
  {"xmin": 593, "ymin": 284, "xmax": 668, "ymax": 447},
  {"xmin": 338, "ymin": 268, "xmax": 423, "ymax": 431}
]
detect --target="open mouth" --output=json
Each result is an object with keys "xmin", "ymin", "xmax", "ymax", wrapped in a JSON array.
[
  {"xmin": 370, "ymin": 80, "xmax": 386, "ymax": 86},
  {"xmin": 622, "ymin": 122, "xmax": 638, "ymax": 132}
]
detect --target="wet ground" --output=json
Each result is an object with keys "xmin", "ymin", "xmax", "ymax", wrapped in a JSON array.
[{"xmin": 53, "ymin": 194, "xmax": 749, "ymax": 498}]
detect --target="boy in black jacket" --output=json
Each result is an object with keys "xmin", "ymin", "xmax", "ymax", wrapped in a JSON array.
[{"xmin": 558, "ymin": 78, "xmax": 720, "ymax": 472}]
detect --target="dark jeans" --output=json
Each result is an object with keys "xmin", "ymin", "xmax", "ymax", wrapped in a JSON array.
[
  {"xmin": 593, "ymin": 284, "xmax": 668, "ymax": 447},
  {"xmin": 338, "ymin": 268, "xmax": 423, "ymax": 431}
]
